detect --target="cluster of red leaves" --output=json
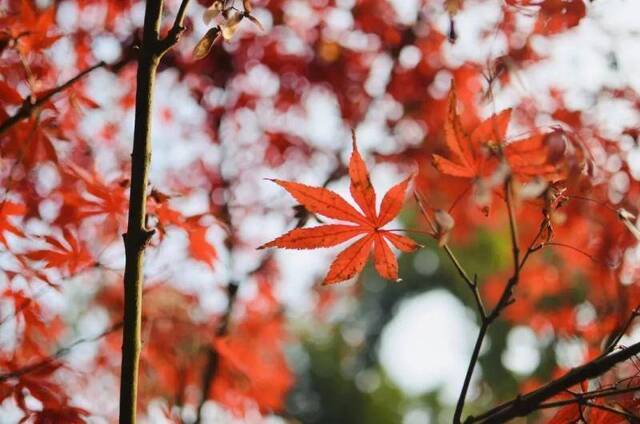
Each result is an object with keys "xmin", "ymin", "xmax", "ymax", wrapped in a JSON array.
[
  {"xmin": 2, "ymin": 0, "xmax": 639, "ymax": 421},
  {"xmin": 95, "ymin": 272, "xmax": 292, "ymax": 418},
  {"xmin": 211, "ymin": 280, "xmax": 293, "ymax": 415}
]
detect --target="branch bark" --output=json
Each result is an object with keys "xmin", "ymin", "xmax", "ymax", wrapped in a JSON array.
[
  {"xmin": 119, "ymin": 0, "xmax": 193, "ymax": 420},
  {"xmin": 120, "ymin": 0, "xmax": 165, "ymax": 422},
  {"xmin": 466, "ymin": 340, "xmax": 640, "ymax": 423}
]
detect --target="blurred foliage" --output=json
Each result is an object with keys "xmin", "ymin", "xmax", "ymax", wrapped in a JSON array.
[{"xmin": 287, "ymin": 216, "xmax": 567, "ymax": 423}]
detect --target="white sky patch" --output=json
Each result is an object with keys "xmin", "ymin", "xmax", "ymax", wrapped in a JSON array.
[
  {"xmin": 502, "ymin": 326, "xmax": 541, "ymax": 376},
  {"xmin": 379, "ymin": 290, "xmax": 480, "ymax": 403},
  {"xmin": 303, "ymin": 88, "xmax": 344, "ymax": 149},
  {"xmin": 387, "ymin": 0, "xmax": 420, "ymax": 25},
  {"xmin": 555, "ymin": 338, "xmax": 587, "ymax": 369}
]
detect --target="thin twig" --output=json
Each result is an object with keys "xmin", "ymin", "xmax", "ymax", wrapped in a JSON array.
[
  {"xmin": 0, "ymin": 61, "xmax": 106, "ymax": 135},
  {"xmin": 584, "ymin": 401, "xmax": 640, "ymax": 423},
  {"xmin": 465, "ymin": 337, "xmax": 640, "ymax": 423},
  {"xmin": 0, "ymin": 322, "xmax": 122, "ymax": 382},
  {"xmin": 505, "ymin": 178, "xmax": 520, "ymax": 272},
  {"xmin": 158, "ymin": 0, "xmax": 192, "ymax": 53},
  {"xmin": 603, "ymin": 307, "xmax": 640, "ymax": 356},
  {"xmin": 414, "ymin": 192, "xmax": 486, "ymax": 319},
  {"xmin": 453, "ymin": 179, "xmax": 522, "ymax": 423}
]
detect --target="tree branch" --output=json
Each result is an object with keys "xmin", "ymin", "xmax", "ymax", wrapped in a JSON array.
[
  {"xmin": 453, "ymin": 180, "xmax": 523, "ymax": 423},
  {"xmin": 0, "ymin": 322, "xmax": 122, "ymax": 382},
  {"xmin": 415, "ymin": 192, "xmax": 486, "ymax": 320},
  {"xmin": 119, "ymin": 0, "xmax": 165, "ymax": 422},
  {"xmin": 466, "ymin": 339, "xmax": 640, "ymax": 423},
  {"xmin": 194, "ymin": 280, "xmax": 239, "ymax": 424},
  {"xmin": 0, "ymin": 61, "xmax": 106, "ymax": 135},
  {"xmin": 158, "ymin": 0, "xmax": 192, "ymax": 54}
]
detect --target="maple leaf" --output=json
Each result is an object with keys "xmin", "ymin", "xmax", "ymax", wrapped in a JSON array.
[
  {"xmin": 0, "ymin": 80, "xmax": 23, "ymax": 105},
  {"xmin": 25, "ymin": 228, "xmax": 93, "ymax": 275},
  {"xmin": 185, "ymin": 216, "xmax": 217, "ymax": 268},
  {"xmin": 0, "ymin": 0, "xmax": 61, "ymax": 55},
  {"xmin": 59, "ymin": 165, "xmax": 128, "ymax": 228},
  {"xmin": 503, "ymin": 132, "xmax": 562, "ymax": 178},
  {"xmin": 432, "ymin": 85, "xmax": 511, "ymax": 179},
  {"xmin": 259, "ymin": 139, "xmax": 420, "ymax": 284},
  {"xmin": 0, "ymin": 202, "xmax": 26, "ymax": 246}
]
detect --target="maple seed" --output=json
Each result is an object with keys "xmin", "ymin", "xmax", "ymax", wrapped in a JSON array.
[
  {"xmin": 433, "ymin": 209, "xmax": 455, "ymax": 247},
  {"xmin": 259, "ymin": 139, "xmax": 419, "ymax": 284},
  {"xmin": 193, "ymin": 27, "xmax": 221, "ymax": 60},
  {"xmin": 618, "ymin": 208, "xmax": 640, "ymax": 240}
]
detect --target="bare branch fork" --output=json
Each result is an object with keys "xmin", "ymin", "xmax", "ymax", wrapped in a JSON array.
[
  {"xmin": 465, "ymin": 336, "xmax": 640, "ymax": 423},
  {"xmin": 452, "ymin": 179, "xmax": 521, "ymax": 423},
  {"xmin": 428, "ymin": 177, "xmax": 640, "ymax": 423},
  {"xmin": 425, "ymin": 177, "xmax": 556, "ymax": 424},
  {"xmin": 119, "ymin": 0, "xmax": 191, "ymax": 422}
]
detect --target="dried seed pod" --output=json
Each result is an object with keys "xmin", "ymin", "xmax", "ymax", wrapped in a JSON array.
[
  {"xmin": 221, "ymin": 11, "xmax": 243, "ymax": 40},
  {"xmin": 434, "ymin": 209, "xmax": 455, "ymax": 246},
  {"xmin": 193, "ymin": 27, "xmax": 221, "ymax": 60},
  {"xmin": 203, "ymin": 0, "xmax": 224, "ymax": 24}
]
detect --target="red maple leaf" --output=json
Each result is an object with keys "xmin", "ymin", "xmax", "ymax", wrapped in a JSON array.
[
  {"xmin": 0, "ymin": 201, "xmax": 26, "ymax": 246},
  {"xmin": 0, "ymin": 0, "xmax": 61, "ymax": 54},
  {"xmin": 433, "ymin": 85, "xmax": 562, "ymax": 182},
  {"xmin": 59, "ymin": 165, "xmax": 128, "ymax": 228},
  {"xmin": 503, "ymin": 132, "xmax": 563, "ymax": 178},
  {"xmin": 25, "ymin": 228, "xmax": 93, "ymax": 275},
  {"xmin": 432, "ymin": 85, "xmax": 511, "ymax": 179},
  {"xmin": 259, "ymin": 139, "xmax": 420, "ymax": 284},
  {"xmin": 185, "ymin": 216, "xmax": 217, "ymax": 268}
]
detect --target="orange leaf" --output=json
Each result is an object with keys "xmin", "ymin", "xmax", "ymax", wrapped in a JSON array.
[
  {"xmin": 187, "ymin": 224, "xmax": 217, "ymax": 268},
  {"xmin": 377, "ymin": 175, "xmax": 413, "ymax": 227},
  {"xmin": 270, "ymin": 179, "xmax": 370, "ymax": 226},
  {"xmin": 504, "ymin": 133, "xmax": 559, "ymax": 177},
  {"xmin": 349, "ymin": 137, "xmax": 377, "ymax": 222},
  {"xmin": 0, "ymin": 81, "xmax": 22, "ymax": 104},
  {"xmin": 324, "ymin": 234, "xmax": 375, "ymax": 284},
  {"xmin": 25, "ymin": 228, "xmax": 93, "ymax": 275},
  {"xmin": 470, "ymin": 108, "xmax": 511, "ymax": 147},
  {"xmin": 433, "ymin": 84, "xmax": 512, "ymax": 179},
  {"xmin": 0, "ymin": 202, "xmax": 25, "ymax": 245},
  {"xmin": 373, "ymin": 233, "xmax": 399, "ymax": 281},
  {"xmin": 259, "ymin": 225, "xmax": 368, "ymax": 249},
  {"xmin": 261, "ymin": 140, "xmax": 419, "ymax": 284},
  {"xmin": 381, "ymin": 231, "xmax": 421, "ymax": 252}
]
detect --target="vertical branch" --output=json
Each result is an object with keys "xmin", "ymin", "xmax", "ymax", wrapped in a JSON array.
[
  {"xmin": 119, "ymin": 0, "xmax": 164, "ymax": 422},
  {"xmin": 194, "ymin": 281, "xmax": 239, "ymax": 424},
  {"xmin": 505, "ymin": 178, "xmax": 520, "ymax": 272},
  {"xmin": 194, "ymin": 156, "xmax": 237, "ymax": 424},
  {"xmin": 119, "ymin": 1, "xmax": 192, "ymax": 421},
  {"xmin": 453, "ymin": 320, "xmax": 489, "ymax": 423},
  {"xmin": 453, "ymin": 178, "xmax": 522, "ymax": 423}
]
